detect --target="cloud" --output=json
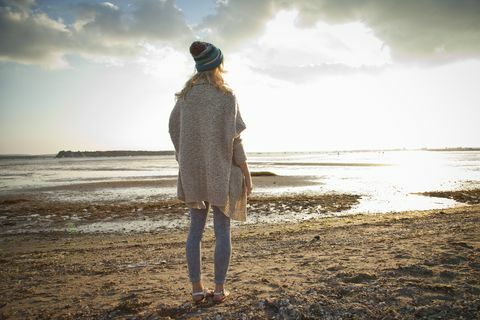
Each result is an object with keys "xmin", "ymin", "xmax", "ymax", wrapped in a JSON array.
[
  {"xmin": 252, "ymin": 63, "xmax": 386, "ymax": 82},
  {"xmin": 1, "ymin": 0, "xmax": 35, "ymax": 12},
  {"xmin": 0, "ymin": 1, "xmax": 71, "ymax": 67},
  {"xmin": 73, "ymin": 0, "xmax": 191, "ymax": 41},
  {"xmin": 225, "ymin": 10, "xmax": 391, "ymax": 82},
  {"xmin": 294, "ymin": 0, "xmax": 480, "ymax": 63},
  {"xmin": 198, "ymin": 0, "xmax": 276, "ymax": 48},
  {"xmin": 0, "ymin": 0, "xmax": 192, "ymax": 67},
  {"xmin": 2, "ymin": 0, "xmax": 480, "ymax": 69},
  {"xmin": 199, "ymin": 0, "xmax": 480, "ymax": 64}
]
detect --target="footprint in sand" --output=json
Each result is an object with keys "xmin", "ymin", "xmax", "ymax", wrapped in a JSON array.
[
  {"xmin": 392, "ymin": 264, "xmax": 434, "ymax": 277},
  {"xmin": 395, "ymin": 286, "xmax": 416, "ymax": 297},
  {"xmin": 326, "ymin": 265, "xmax": 342, "ymax": 272},
  {"xmin": 336, "ymin": 271, "xmax": 377, "ymax": 283},
  {"xmin": 439, "ymin": 254, "xmax": 467, "ymax": 266},
  {"xmin": 439, "ymin": 270, "xmax": 456, "ymax": 281},
  {"xmin": 449, "ymin": 241, "xmax": 474, "ymax": 250},
  {"xmin": 392, "ymin": 249, "xmax": 411, "ymax": 259},
  {"xmin": 467, "ymin": 262, "xmax": 480, "ymax": 270}
]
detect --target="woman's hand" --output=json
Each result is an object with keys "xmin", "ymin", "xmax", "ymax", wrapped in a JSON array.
[
  {"xmin": 245, "ymin": 174, "xmax": 253, "ymax": 196},
  {"xmin": 239, "ymin": 161, "xmax": 253, "ymax": 196}
]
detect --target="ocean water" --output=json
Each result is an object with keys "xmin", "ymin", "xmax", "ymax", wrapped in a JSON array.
[{"xmin": 1, "ymin": 150, "xmax": 479, "ymax": 215}]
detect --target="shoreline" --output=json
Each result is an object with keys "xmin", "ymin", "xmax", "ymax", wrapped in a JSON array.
[
  {"xmin": 2, "ymin": 147, "xmax": 479, "ymax": 159},
  {"xmin": 9, "ymin": 174, "xmax": 322, "ymax": 193},
  {"xmin": 1, "ymin": 188, "xmax": 479, "ymax": 235},
  {"xmin": 0, "ymin": 191, "xmax": 361, "ymax": 235},
  {"xmin": 1, "ymin": 203, "xmax": 479, "ymax": 319}
]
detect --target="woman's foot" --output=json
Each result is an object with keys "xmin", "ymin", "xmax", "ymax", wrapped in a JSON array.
[
  {"xmin": 191, "ymin": 288, "xmax": 213, "ymax": 304},
  {"xmin": 213, "ymin": 289, "xmax": 230, "ymax": 303}
]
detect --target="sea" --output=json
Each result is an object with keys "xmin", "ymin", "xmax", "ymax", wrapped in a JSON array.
[
  {"xmin": 1, "ymin": 150, "xmax": 479, "ymax": 217},
  {"xmin": 0, "ymin": 150, "xmax": 480, "ymax": 232}
]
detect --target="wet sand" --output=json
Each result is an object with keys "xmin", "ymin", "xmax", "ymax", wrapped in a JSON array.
[
  {"xmin": 19, "ymin": 174, "xmax": 322, "ymax": 193},
  {"xmin": 0, "ymin": 174, "xmax": 355, "ymax": 234},
  {"xmin": 1, "ymin": 191, "xmax": 479, "ymax": 319},
  {"xmin": 0, "ymin": 192, "xmax": 360, "ymax": 234},
  {"xmin": 417, "ymin": 189, "xmax": 480, "ymax": 205}
]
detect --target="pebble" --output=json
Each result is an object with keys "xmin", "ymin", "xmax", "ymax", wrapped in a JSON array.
[{"xmin": 306, "ymin": 288, "xmax": 317, "ymax": 295}]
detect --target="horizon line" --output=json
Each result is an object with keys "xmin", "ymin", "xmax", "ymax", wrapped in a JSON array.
[{"xmin": 1, "ymin": 146, "xmax": 480, "ymax": 157}]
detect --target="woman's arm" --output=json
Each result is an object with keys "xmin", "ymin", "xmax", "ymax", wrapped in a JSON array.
[
  {"xmin": 232, "ymin": 135, "xmax": 252, "ymax": 196},
  {"xmin": 238, "ymin": 161, "xmax": 252, "ymax": 196},
  {"xmin": 168, "ymin": 101, "xmax": 181, "ymax": 161},
  {"xmin": 233, "ymin": 136, "xmax": 247, "ymax": 166}
]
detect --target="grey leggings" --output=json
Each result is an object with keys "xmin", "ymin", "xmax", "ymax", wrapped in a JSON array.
[{"xmin": 186, "ymin": 202, "xmax": 232, "ymax": 284}]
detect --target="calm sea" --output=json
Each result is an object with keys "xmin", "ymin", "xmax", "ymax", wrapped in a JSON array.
[{"xmin": 1, "ymin": 150, "xmax": 479, "ymax": 216}]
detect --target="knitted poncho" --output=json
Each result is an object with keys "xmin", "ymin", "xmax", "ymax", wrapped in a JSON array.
[{"xmin": 168, "ymin": 80, "xmax": 248, "ymax": 221}]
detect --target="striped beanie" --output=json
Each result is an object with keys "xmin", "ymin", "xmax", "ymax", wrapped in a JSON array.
[{"xmin": 189, "ymin": 41, "xmax": 223, "ymax": 72}]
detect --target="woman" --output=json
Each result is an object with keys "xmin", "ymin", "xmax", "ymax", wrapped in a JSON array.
[{"xmin": 168, "ymin": 41, "xmax": 253, "ymax": 304}]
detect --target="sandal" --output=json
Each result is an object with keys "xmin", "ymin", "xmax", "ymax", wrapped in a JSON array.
[
  {"xmin": 191, "ymin": 288, "xmax": 213, "ymax": 304},
  {"xmin": 213, "ymin": 289, "xmax": 230, "ymax": 303}
]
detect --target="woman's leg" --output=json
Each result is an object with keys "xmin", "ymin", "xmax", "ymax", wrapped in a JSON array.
[
  {"xmin": 213, "ymin": 206, "xmax": 232, "ymax": 291},
  {"xmin": 186, "ymin": 204, "xmax": 208, "ymax": 291}
]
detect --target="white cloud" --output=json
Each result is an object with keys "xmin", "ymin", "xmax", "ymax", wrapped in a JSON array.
[
  {"xmin": 2, "ymin": 0, "xmax": 480, "ymax": 69},
  {"xmin": 199, "ymin": 0, "xmax": 480, "ymax": 64},
  {"xmin": 135, "ymin": 43, "xmax": 192, "ymax": 80},
  {"xmin": 0, "ymin": 0, "xmax": 192, "ymax": 68},
  {"xmin": 227, "ymin": 10, "xmax": 391, "ymax": 82},
  {"xmin": 101, "ymin": 2, "xmax": 119, "ymax": 11},
  {"xmin": 198, "ymin": 0, "xmax": 275, "ymax": 49},
  {"xmin": 0, "ymin": 3, "xmax": 71, "ymax": 67}
]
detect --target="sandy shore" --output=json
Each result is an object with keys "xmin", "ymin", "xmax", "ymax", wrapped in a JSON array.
[
  {"xmin": 1, "ymin": 192, "xmax": 479, "ymax": 319},
  {"xmin": 0, "ymin": 193, "xmax": 360, "ymax": 234},
  {"xmin": 17, "ymin": 174, "xmax": 322, "ymax": 193},
  {"xmin": 0, "ymin": 174, "xmax": 359, "ymax": 234}
]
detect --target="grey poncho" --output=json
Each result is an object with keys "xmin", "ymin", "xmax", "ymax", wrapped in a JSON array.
[{"xmin": 168, "ymin": 79, "xmax": 248, "ymax": 221}]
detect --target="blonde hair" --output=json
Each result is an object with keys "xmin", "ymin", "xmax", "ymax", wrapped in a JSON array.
[{"xmin": 175, "ymin": 62, "xmax": 233, "ymax": 101}]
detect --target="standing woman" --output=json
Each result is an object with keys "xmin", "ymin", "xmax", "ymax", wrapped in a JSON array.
[{"xmin": 168, "ymin": 41, "xmax": 253, "ymax": 304}]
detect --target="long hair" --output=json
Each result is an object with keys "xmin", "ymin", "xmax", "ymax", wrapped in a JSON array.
[{"xmin": 175, "ymin": 61, "xmax": 233, "ymax": 101}]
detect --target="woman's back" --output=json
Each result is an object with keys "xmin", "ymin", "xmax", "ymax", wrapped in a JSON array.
[
  {"xmin": 179, "ymin": 81, "xmax": 236, "ymax": 159},
  {"xmin": 171, "ymin": 81, "xmax": 239, "ymax": 206},
  {"xmin": 168, "ymin": 41, "xmax": 253, "ymax": 304}
]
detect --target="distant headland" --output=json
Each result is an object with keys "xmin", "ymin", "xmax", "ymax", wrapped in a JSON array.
[
  {"xmin": 1, "ymin": 147, "xmax": 479, "ymax": 160},
  {"xmin": 421, "ymin": 147, "xmax": 480, "ymax": 152},
  {"xmin": 55, "ymin": 150, "xmax": 175, "ymax": 158}
]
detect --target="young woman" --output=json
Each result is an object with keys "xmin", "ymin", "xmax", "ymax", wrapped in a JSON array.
[{"xmin": 168, "ymin": 41, "xmax": 253, "ymax": 304}]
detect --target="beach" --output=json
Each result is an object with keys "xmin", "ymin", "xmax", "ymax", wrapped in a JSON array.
[
  {"xmin": 2, "ymin": 0, "xmax": 480, "ymax": 318},
  {"xmin": 1, "ymin": 189, "xmax": 479, "ymax": 319},
  {"xmin": 2, "ymin": 150, "xmax": 479, "ymax": 234},
  {"xmin": 1, "ymin": 151, "xmax": 479, "ymax": 319},
  {"xmin": 0, "ymin": 174, "xmax": 361, "ymax": 234}
]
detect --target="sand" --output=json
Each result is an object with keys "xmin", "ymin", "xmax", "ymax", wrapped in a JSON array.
[
  {"xmin": 1, "ymin": 193, "xmax": 479, "ymax": 319},
  {"xmin": 19, "ymin": 174, "xmax": 322, "ymax": 193},
  {"xmin": 0, "ymin": 183, "xmax": 360, "ymax": 234}
]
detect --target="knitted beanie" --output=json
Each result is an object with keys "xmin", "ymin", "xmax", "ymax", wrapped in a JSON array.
[{"xmin": 189, "ymin": 41, "xmax": 223, "ymax": 72}]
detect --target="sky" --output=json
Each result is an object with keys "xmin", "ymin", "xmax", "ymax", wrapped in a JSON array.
[{"xmin": 0, "ymin": 0, "xmax": 479, "ymax": 154}]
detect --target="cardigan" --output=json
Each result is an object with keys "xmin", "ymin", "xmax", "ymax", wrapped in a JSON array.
[{"xmin": 168, "ymin": 79, "xmax": 248, "ymax": 221}]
